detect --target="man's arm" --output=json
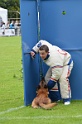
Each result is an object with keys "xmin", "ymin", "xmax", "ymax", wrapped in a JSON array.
[
  {"xmin": 47, "ymin": 67, "xmax": 63, "ymax": 90},
  {"xmin": 30, "ymin": 41, "xmax": 43, "ymax": 58}
]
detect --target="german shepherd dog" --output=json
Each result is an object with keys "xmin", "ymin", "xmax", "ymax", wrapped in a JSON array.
[{"xmin": 32, "ymin": 78, "xmax": 57, "ymax": 109}]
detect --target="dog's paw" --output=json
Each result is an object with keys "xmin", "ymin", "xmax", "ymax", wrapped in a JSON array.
[{"xmin": 32, "ymin": 106, "xmax": 39, "ymax": 109}]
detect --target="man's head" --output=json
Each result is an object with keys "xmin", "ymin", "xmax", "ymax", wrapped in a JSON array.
[{"xmin": 39, "ymin": 45, "xmax": 49, "ymax": 60}]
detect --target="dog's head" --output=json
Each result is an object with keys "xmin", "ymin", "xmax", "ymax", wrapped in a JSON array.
[
  {"xmin": 38, "ymin": 77, "xmax": 47, "ymax": 89},
  {"xmin": 36, "ymin": 77, "xmax": 49, "ymax": 96}
]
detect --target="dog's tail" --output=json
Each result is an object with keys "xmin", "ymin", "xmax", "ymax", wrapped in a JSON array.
[{"xmin": 39, "ymin": 102, "xmax": 57, "ymax": 109}]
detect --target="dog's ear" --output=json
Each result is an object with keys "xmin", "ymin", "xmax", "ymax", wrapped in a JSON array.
[
  {"xmin": 36, "ymin": 85, "xmax": 41, "ymax": 94},
  {"xmin": 40, "ymin": 77, "xmax": 46, "ymax": 87},
  {"xmin": 37, "ymin": 85, "xmax": 41, "ymax": 90}
]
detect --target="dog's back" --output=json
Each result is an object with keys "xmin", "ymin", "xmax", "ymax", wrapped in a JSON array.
[{"xmin": 32, "ymin": 78, "xmax": 57, "ymax": 109}]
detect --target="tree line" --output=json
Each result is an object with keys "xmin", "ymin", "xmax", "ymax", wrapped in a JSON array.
[{"xmin": 0, "ymin": 0, "xmax": 20, "ymax": 18}]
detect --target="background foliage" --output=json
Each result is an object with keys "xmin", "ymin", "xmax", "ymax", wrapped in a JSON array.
[{"xmin": 0, "ymin": 0, "xmax": 20, "ymax": 18}]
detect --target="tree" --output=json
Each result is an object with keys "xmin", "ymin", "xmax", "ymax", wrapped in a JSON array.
[{"xmin": 0, "ymin": 0, "xmax": 20, "ymax": 18}]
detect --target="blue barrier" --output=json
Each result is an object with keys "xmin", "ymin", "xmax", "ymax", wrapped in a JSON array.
[
  {"xmin": 20, "ymin": 0, "xmax": 39, "ymax": 105},
  {"xmin": 39, "ymin": 0, "xmax": 82, "ymax": 100},
  {"xmin": 20, "ymin": 0, "xmax": 82, "ymax": 105}
]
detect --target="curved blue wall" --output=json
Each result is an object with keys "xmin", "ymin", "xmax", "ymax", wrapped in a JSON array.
[
  {"xmin": 40, "ymin": 0, "xmax": 82, "ymax": 100},
  {"xmin": 20, "ymin": 0, "xmax": 39, "ymax": 105},
  {"xmin": 20, "ymin": 0, "xmax": 82, "ymax": 105}
]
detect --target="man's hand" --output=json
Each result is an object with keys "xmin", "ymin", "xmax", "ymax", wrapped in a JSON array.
[{"xmin": 30, "ymin": 51, "xmax": 35, "ymax": 59}]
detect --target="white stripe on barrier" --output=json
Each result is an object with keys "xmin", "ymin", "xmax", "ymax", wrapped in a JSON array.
[
  {"xmin": 0, "ymin": 115, "xmax": 82, "ymax": 120},
  {"xmin": 0, "ymin": 106, "xmax": 24, "ymax": 115}
]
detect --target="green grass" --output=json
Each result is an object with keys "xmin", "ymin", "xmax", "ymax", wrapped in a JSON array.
[
  {"xmin": 0, "ymin": 36, "xmax": 82, "ymax": 124},
  {"xmin": 0, "ymin": 36, "xmax": 24, "ymax": 110}
]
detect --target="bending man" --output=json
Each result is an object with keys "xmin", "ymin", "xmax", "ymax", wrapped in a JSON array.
[{"xmin": 31, "ymin": 40, "xmax": 73, "ymax": 105}]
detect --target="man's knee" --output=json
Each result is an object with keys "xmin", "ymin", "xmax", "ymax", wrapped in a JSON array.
[{"xmin": 47, "ymin": 80, "xmax": 56, "ymax": 90}]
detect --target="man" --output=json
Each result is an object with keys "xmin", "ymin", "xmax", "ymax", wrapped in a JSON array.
[{"xmin": 30, "ymin": 40, "xmax": 73, "ymax": 105}]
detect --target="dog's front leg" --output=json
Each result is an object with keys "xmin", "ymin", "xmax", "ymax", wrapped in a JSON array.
[{"xmin": 31, "ymin": 99, "xmax": 39, "ymax": 109}]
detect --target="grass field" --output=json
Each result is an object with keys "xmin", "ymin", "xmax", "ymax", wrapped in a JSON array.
[{"xmin": 0, "ymin": 36, "xmax": 82, "ymax": 124}]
